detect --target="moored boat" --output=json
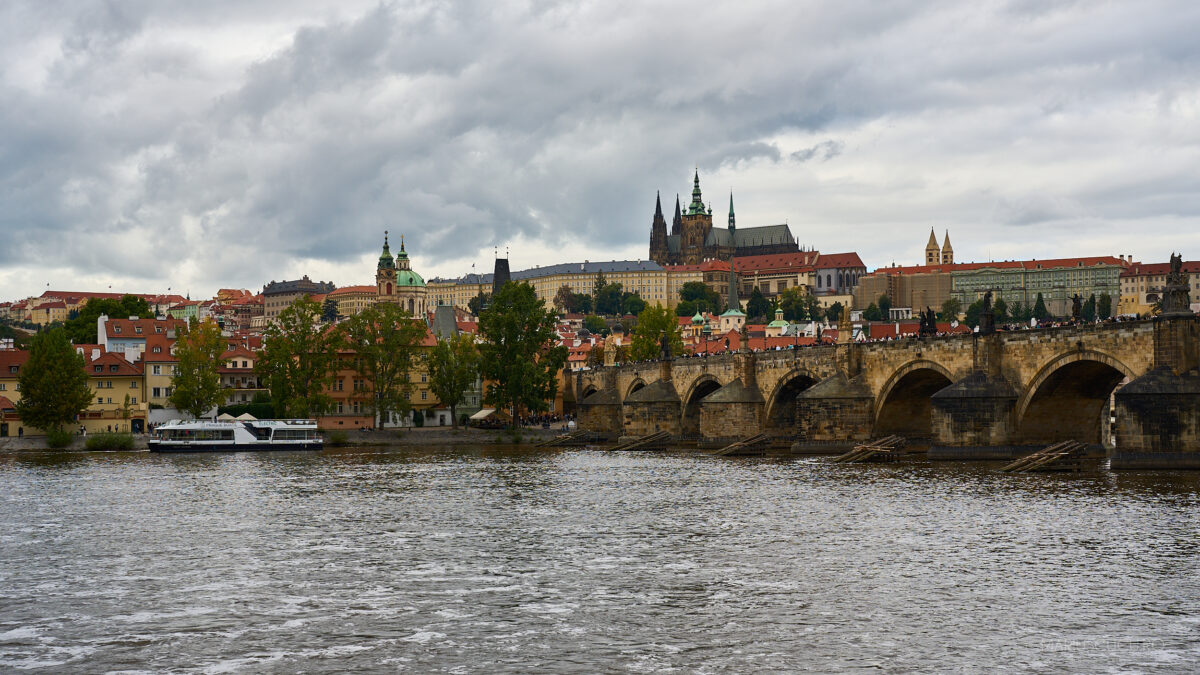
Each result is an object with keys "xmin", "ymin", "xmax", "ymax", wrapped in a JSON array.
[{"xmin": 148, "ymin": 419, "xmax": 323, "ymax": 453}]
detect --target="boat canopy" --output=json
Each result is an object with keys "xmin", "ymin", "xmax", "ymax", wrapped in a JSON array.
[{"xmin": 469, "ymin": 408, "xmax": 496, "ymax": 421}]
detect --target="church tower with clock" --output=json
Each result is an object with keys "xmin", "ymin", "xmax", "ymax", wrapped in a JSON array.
[{"xmin": 375, "ymin": 231, "xmax": 428, "ymax": 316}]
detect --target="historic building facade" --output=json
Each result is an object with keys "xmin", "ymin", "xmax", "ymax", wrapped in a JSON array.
[
  {"xmin": 649, "ymin": 171, "xmax": 799, "ymax": 266},
  {"xmin": 375, "ymin": 232, "xmax": 428, "ymax": 316}
]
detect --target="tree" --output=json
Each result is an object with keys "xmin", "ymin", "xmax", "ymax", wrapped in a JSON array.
[
  {"xmin": 1083, "ymin": 294, "xmax": 1097, "ymax": 322},
  {"xmin": 595, "ymin": 282, "xmax": 624, "ymax": 316},
  {"xmin": 877, "ymin": 295, "xmax": 893, "ymax": 320},
  {"xmin": 863, "ymin": 303, "xmax": 882, "ymax": 322},
  {"xmin": 14, "ymin": 328, "xmax": 94, "ymax": 435},
  {"xmin": 342, "ymin": 302, "xmax": 428, "ymax": 429},
  {"xmin": 964, "ymin": 299, "xmax": 985, "ymax": 328},
  {"xmin": 256, "ymin": 296, "xmax": 339, "ymax": 418},
  {"xmin": 169, "ymin": 317, "xmax": 226, "ymax": 419},
  {"xmin": 583, "ymin": 315, "xmax": 607, "ymax": 335},
  {"xmin": 1032, "ymin": 293, "xmax": 1050, "ymax": 321},
  {"xmin": 1008, "ymin": 300, "xmax": 1030, "ymax": 323},
  {"xmin": 940, "ymin": 297, "xmax": 962, "ymax": 321},
  {"xmin": 621, "ymin": 292, "xmax": 646, "ymax": 316},
  {"xmin": 1098, "ymin": 293, "xmax": 1113, "ymax": 319},
  {"xmin": 321, "ymin": 297, "xmax": 339, "ymax": 322},
  {"xmin": 679, "ymin": 281, "xmax": 722, "ymax": 314},
  {"xmin": 825, "ymin": 302, "xmax": 844, "ymax": 322},
  {"xmin": 63, "ymin": 295, "xmax": 153, "ymax": 344},
  {"xmin": 570, "ymin": 292, "xmax": 593, "ymax": 314},
  {"xmin": 630, "ymin": 304, "xmax": 684, "ymax": 361},
  {"xmin": 777, "ymin": 286, "xmax": 809, "ymax": 321},
  {"xmin": 675, "ymin": 299, "xmax": 698, "ymax": 317},
  {"xmin": 120, "ymin": 393, "xmax": 132, "ymax": 433},
  {"xmin": 806, "ymin": 294, "xmax": 823, "ymax": 323},
  {"xmin": 745, "ymin": 287, "xmax": 772, "ymax": 321},
  {"xmin": 552, "ymin": 285, "xmax": 574, "ymax": 312},
  {"xmin": 478, "ymin": 282, "xmax": 567, "ymax": 426},
  {"xmin": 993, "ymin": 298, "xmax": 1009, "ymax": 323},
  {"xmin": 426, "ymin": 332, "xmax": 480, "ymax": 430},
  {"xmin": 468, "ymin": 293, "xmax": 490, "ymax": 316}
]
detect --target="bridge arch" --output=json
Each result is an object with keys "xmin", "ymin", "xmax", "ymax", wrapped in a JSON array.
[
  {"xmin": 624, "ymin": 378, "xmax": 647, "ymax": 401},
  {"xmin": 580, "ymin": 384, "xmax": 599, "ymax": 401},
  {"xmin": 1015, "ymin": 350, "xmax": 1135, "ymax": 445},
  {"xmin": 874, "ymin": 360, "xmax": 955, "ymax": 439},
  {"xmin": 764, "ymin": 367, "xmax": 821, "ymax": 429},
  {"xmin": 681, "ymin": 374, "xmax": 723, "ymax": 437}
]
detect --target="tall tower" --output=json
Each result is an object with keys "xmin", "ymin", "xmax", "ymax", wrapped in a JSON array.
[
  {"xmin": 925, "ymin": 228, "xmax": 941, "ymax": 266},
  {"xmin": 671, "ymin": 195, "xmax": 682, "ymax": 235},
  {"xmin": 376, "ymin": 231, "xmax": 396, "ymax": 299},
  {"xmin": 681, "ymin": 169, "xmax": 714, "ymax": 264},
  {"xmin": 649, "ymin": 191, "xmax": 669, "ymax": 265},
  {"xmin": 941, "ymin": 231, "xmax": 954, "ymax": 264},
  {"xmin": 728, "ymin": 192, "xmax": 736, "ymax": 234}
]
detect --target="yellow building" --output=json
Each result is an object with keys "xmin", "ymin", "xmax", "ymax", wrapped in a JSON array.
[
  {"xmin": 81, "ymin": 350, "xmax": 148, "ymax": 433},
  {"xmin": 328, "ymin": 285, "xmax": 377, "ymax": 319},
  {"xmin": 142, "ymin": 334, "xmax": 177, "ymax": 411},
  {"xmin": 1118, "ymin": 259, "xmax": 1200, "ymax": 316}
]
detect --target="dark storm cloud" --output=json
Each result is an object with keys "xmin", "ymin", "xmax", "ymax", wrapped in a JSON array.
[{"xmin": 1, "ymin": 0, "xmax": 1199, "ymax": 297}]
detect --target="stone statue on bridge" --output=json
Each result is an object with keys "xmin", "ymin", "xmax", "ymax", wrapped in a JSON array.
[
  {"xmin": 1071, "ymin": 294, "xmax": 1083, "ymax": 320},
  {"xmin": 1162, "ymin": 252, "xmax": 1192, "ymax": 316},
  {"xmin": 919, "ymin": 307, "xmax": 938, "ymax": 337},
  {"xmin": 659, "ymin": 333, "xmax": 672, "ymax": 361},
  {"xmin": 979, "ymin": 291, "xmax": 995, "ymax": 335}
]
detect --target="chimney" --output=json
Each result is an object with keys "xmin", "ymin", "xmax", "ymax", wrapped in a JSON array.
[{"xmin": 91, "ymin": 348, "xmax": 99, "ymax": 360}]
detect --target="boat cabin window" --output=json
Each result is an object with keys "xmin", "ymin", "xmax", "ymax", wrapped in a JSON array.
[{"xmin": 163, "ymin": 428, "xmax": 234, "ymax": 441}]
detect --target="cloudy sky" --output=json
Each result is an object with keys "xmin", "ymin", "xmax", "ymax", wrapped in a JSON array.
[{"xmin": 2, "ymin": 0, "xmax": 1199, "ymax": 300}]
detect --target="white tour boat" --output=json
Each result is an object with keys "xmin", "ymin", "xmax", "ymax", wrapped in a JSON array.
[{"xmin": 148, "ymin": 419, "xmax": 323, "ymax": 452}]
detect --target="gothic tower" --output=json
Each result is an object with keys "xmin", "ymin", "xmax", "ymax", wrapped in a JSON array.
[
  {"xmin": 681, "ymin": 169, "xmax": 714, "ymax": 264},
  {"xmin": 671, "ymin": 194, "xmax": 682, "ymax": 235},
  {"xmin": 941, "ymin": 231, "xmax": 954, "ymax": 264},
  {"xmin": 649, "ymin": 191, "xmax": 669, "ymax": 266},
  {"xmin": 925, "ymin": 228, "xmax": 941, "ymax": 266},
  {"xmin": 728, "ymin": 192, "xmax": 736, "ymax": 234}
]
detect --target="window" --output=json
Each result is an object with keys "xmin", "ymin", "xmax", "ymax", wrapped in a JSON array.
[
  {"xmin": 242, "ymin": 361, "xmax": 248, "ymax": 368},
  {"xmin": 152, "ymin": 387, "xmax": 161, "ymax": 398},
  {"xmin": 97, "ymin": 397, "xmax": 104, "ymax": 404},
  {"xmin": 7, "ymin": 366, "xmax": 14, "ymax": 374},
  {"xmin": 421, "ymin": 391, "xmax": 427, "ymax": 400},
  {"xmin": 153, "ymin": 346, "xmax": 162, "ymax": 353},
  {"xmin": 110, "ymin": 365, "xmax": 118, "ymax": 372},
  {"xmin": 152, "ymin": 365, "xmax": 161, "ymax": 375},
  {"xmin": 135, "ymin": 326, "xmax": 142, "ymax": 334},
  {"xmin": 337, "ymin": 402, "xmax": 344, "ymax": 413},
  {"xmin": 420, "ymin": 373, "xmax": 427, "ymax": 383},
  {"xmin": 0, "ymin": 384, "xmax": 5, "ymax": 391},
  {"xmin": 131, "ymin": 381, "xmax": 138, "ymax": 388},
  {"xmin": 94, "ymin": 366, "xmax": 102, "ymax": 373},
  {"xmin": 130, "ymin": 397, "xmax": 137, "ymax": 405},
  {"xmin": 113, "ymin": 326, "xmax": 121, "ymax": 334}
]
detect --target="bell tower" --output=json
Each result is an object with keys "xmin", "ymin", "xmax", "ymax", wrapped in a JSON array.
[{"xmin": 377, "ymin": 230, "xmax": 396, "ymax": 300}]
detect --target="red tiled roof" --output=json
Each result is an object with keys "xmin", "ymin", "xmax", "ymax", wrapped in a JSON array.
[
  {"xmin": 867, "ymin": 256, "xmax": 1126, "ymax": 276},
  {"xmin": 1120, "ymin": 261, "xmax": 1200, "ymax": 278},
  {"xmin": 0, "ymin": 350, "xmax": 30, "ymax": 372},
  {"xmin": 815, "ymin": 252, "xmax": 865, "ymax": 269},
  {"xmin": 731, "ymin": 251, "xmax": 820, "ymax": 274},
  {"xmin": 143, "ymin": 334, "xmax": 177, "ymax": 362},
  {"xmin": 328, "ymin": 285, "xmax": 377, "ymax": 296},
  {"xmin": 104, "ymin": 318, "xmax": 184, "ymax": 339},
  {"xmin": 86, "ymin": 351, "xmax": 142, "ymax": 376},
  {"xmin": 0, "ymin": 395, "xmax": 15, "ymax": 410}
]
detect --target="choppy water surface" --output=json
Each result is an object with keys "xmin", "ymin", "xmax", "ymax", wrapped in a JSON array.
[{"xmin": 1, "ymin": 447, "xmax": 1198, "ymax": 673}]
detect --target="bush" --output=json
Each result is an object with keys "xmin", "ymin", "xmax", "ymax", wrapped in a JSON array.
[
  {"xmin": 328, "ymin": 430, "xmax": 348, "ymax": 447},
  {"xmin": 85, "ymin": 432, "xmax": 135, "ymax": 451},
  {"xmin": 45, "ymin": 429, "xmax": 74, "ymax": 449}
]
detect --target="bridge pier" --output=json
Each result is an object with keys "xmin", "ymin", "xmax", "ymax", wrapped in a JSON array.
[
  {"xmin": 928, "ymin": 371, "xmax": 1027, "ymax": 460},
  {"xmin": 620, "ymin": 361, "xmax": 681, "ymax": 440},
  {"xmin": 699, "ymin": 351, "xmax": 763, "ymax": 448},
  {"xmin": 791, "ymin": 372, "xmax": 874, "ymax": 454},
  {"xmin": 576, "ymin": 370, "xmax": 622, "ymax": 440},
  {"xmin": 1112, "ymin": 317, "xmax": 1200, "ymax": 469}
]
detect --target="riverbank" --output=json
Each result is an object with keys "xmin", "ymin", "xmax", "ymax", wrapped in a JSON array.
[{"xmin": 0, "ymin": 426, "xmax": 566, "ymax": 452}]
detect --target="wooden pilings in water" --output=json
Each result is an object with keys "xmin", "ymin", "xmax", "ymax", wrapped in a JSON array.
[
  {"xmin": 609, "ymin": 431, "xmax": 672, "ymax": 452},
  {"xmin": 831, "ymin": 435, "xmax": 908, "ymax": 463},
  {"xmin": 999, "ymin": 440, "xmax": 1087, "ymax": 473}
]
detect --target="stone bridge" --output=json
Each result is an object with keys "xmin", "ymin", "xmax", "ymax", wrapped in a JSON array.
[{"xmin": 572, "ymin": 316, "xmax": 1200, "ymax": 469}]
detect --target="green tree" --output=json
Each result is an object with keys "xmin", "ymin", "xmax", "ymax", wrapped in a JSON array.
[
  {"xmin": 169, "ymin": 317, "xmax": 226, "ymax": 419},
  {"xmin": 630, "ymin": 304, "xmax": 684, "ymax": 361},
  {"xmin": 256, "ymin": 296, "xmax": 339, "ymax": 418},
  {"xmin": 675, "ymin": 299, "xmax": 698, "ymax": 317},
  {"xmin": 478, "ymin": 282, "xmax": 567, "ymax": 426},
  {"xmin": 570, "ymin": 292, "xmax": 593, "ymax": 314},
  {"xmin": 553, "ymin": 284, "xmax": 574, "ymax": 312},
  {"xmin": 745, "ymin": 287, "xmax": 772, "ymax": 320},
  {"xmin": 63, "ymin": 295, "xmax": 153, "ymax": 344},
  {"xmin": 1083, "ymin": 294, "xmax": 1097, "ymax": 322},
  {"xmin": 964, "ymin": 299, "xmax": 985, "ymax": 328},
  {"xmin": 877, "ymin": 295, "xmax": 892, "ymax": 319},
  {"xmin": 863, "ymin": 303, "xmax": 882, "ymax": 322},
  {"xmin": 426, "ymin": 332, "xmax": 480, "ymax": 430},
  {"xmin": 621, "ymin": 292, "xmax": 646, "ymax": 317},
  {"xmin": 940, "ymin": 297, "xmax": 962, "ymax": 321},
  {"xmin": 679, "ymin": 281, "xmax": 722, "ymax": 314},
  {"xmin": 342, "ymin": 302, "xmax": 428, "ymax": 429},
  {"xmin": 777, "ymin": 286, "xmax": 809, "ymax": 321},
  {"xmin": 993, "ymin": 298, "xmax": 1009, "ymax": 323},
  {"xmin": 583, "ymin": 315, "xmax": 607, "ymax": 335},
  {"xmin": 805, "ymin": 294, "xmax": 823, "ymax": 322},
  {"xmin": 468, "ymin": 293, "xmax": 490, "ymax": 316},
  {"xmin": 321, "ymin": 296, "xmax": 339, "ymax": 322},
  {"xmin": 595, "ymin": 282, "xmax": 624, "ymax": 315},
  {"xmin": 592, "ymin": 271, "xmax": 607, "ymax": 309},
  {"xmin": 1098, "ymin": 293, "xmax": 1113, "ymax": 319},
  {"xmin": 1032, "ymin": 293, "xmax": 1050, "ymax": 321},
  {"xmin": 825, "ymin": 302, "xmax": 844, "ymax": 322},
  {"xmin": 14, "ymin": 328, "xmax": 94, "ymax": 435}
]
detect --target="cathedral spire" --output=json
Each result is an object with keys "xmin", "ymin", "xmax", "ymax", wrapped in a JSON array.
[
  {"xmin": 728, "ymin": 191, "xmax": 736, "ymax": 232},
  {"xmin": 672, "ymin": 194, "xmax": 682, "ymax": 235},
  {"xmin": 688, "ymin": 168, "xmax": 705, "ymax": 215},
  {"xmin": 654, "ymin": 191, "xmax": 663, "ymax": 218},
  {"xmin": 378, "ymin": 230, "xmax": 395, "ymax": 270}
]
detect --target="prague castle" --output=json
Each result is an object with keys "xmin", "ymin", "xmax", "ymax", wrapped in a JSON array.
[{"xmin": 649, "ymin": 170, "xmax": 799, "ymax": 265}]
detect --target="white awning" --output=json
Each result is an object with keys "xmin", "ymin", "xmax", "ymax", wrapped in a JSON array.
[
  {"xmin": 216, "ymin": 413, "xmax": 236, "ymax": 421},
  {"xmin": 469, "ymin": 408, "xmax": 496, "ymax": 420},
  {"xmin": 236, "ymin": 413, "xmax": 257, "ymax": 421}
]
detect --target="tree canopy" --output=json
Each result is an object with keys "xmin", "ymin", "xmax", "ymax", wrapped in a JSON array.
[
  {"xmin": 583, "ymin": 315, "xmax": 607, "ymax": 335},
  {"xmin": 630, "ymin": 304, "xmax": 684, "ymax": 361},
  {"xmin": 256, "ymin": 296, "xmax": 339, "ymax": 418},
  {"xmin": 169, "ymin": 317, "xmax": 226, "ymax": 419},
  {"xmin": 14, "ymin": 327, "xmax": 93, "ymax": 434},
  {"xmin": 468, "ymin": 293, "xmax": 490, "ymax": 316},
  {"xmin": 745, "ymin": 287, "xmax": 773, "ymax": 321},
  {"xmin": 426, "ymin": 332, "xmax": 480, "ymax": 429},
  {"xmin": 1032, "ymin": 293, "xmax": 1050, "ymax": 321},
  {"xmin": 478, "ymin": 282, "xmax": 567, "ymax": 425},
  {"xmin": 679, "ymin": 281, "xmax": 722, "ymax": 314},
  {"xmin": 321, "ymin": 297, "xmax": 339, "ymax": 322},
  {"xmin": 939, "ymin": 297, "xmax": 962, "ymax": 321},
  {"xmin": 341, "ymin": 301, "xmax": 428, "ymax": 428},
  {"xmin": 62, "ymin": 295, "xmax": 153, "ymax": 344}
]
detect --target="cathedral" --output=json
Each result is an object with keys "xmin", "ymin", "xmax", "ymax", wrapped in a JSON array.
[{"xmin": 649, "ymin": 170, "xmax": 799, "ymax": 265}]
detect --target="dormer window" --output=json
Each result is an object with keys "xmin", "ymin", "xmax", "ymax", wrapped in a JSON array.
[
  {"xmin": 135, "ymin": 327, "xmax": 142, "ymax": 334},
  {"xmin": 155, "ymin": 326, "xmax": 162, "ymax": 333},
  {"xmin": 113, "ymin": 326, "xmax": 121, "ymax": 334},
  {"xmin": 152, "ymin": 346, "xmax": 162, "ymax": 353},
  {"xmin": 109, "ymin": 365, "xmax": 119, "ymax": 372},
  {"xmin": 94, "ymin": 366, "xmax": 102, "ymax": 373}
]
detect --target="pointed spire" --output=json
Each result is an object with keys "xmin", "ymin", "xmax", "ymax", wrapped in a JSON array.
[
  {"xmin": 689, "ymin": 168, "xmax": 705, "ymax": 215},
  {"xmin": 654, "ymin": 190, "xmax": 663, "ymax": 218},
  {"xmin": 926, "ymin": 227, "xmax": 938, "ymax": 248},
  {"xmin": 400, "ymin": 234, "xmax": 405, "ymax": 252},
  {"xmin": 728, "ymin": 191, "xmax": 736, "ymax": 231},
  {"xmin": 941, "ymin": 230, "xmax": 952, "ymax": 250}
]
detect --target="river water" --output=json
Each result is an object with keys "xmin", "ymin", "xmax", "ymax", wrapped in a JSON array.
[{"xmin": 1, "ymin": 446, "xmax": 1198, "ymax": 673}]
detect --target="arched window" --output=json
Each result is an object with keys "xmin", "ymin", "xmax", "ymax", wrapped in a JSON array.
[
  {"xmin": 826, "ymin": 274, "xmax": 832, "ymax": 288},
  {"xmin": 408, "ymin": 299, "xmax": 414, "ymax": 313},
  {"xmin": 386, "ymin": 282, "xmax": 392, "ymax": 295},
  {"xmin": 817, "ymin": 275, "xmax": 822, "ymax": 288}
]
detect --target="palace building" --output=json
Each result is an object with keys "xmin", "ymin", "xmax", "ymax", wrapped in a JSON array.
[{"xmin": 649, "ymin": 170, "xmax": 800, "ymax": 266}]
